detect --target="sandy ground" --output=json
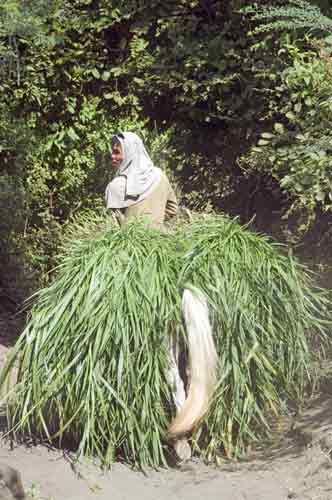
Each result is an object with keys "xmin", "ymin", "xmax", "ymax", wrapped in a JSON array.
[
  {"xmin": 1, "ymin": 312, "xmax": 332, "ymax": 500},
  {"xmin": 0, "ymin": 442, "xmax": 331, "ymax": 500}
]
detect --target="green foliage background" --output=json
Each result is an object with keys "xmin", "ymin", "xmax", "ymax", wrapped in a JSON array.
[{"xmin": 1, "ymin": 0, "xmax": 332, "ymax": 298}]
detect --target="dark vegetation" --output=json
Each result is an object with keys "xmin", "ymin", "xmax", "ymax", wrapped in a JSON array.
[{"xmin": 1, "ymin": 0, "xmax": 332, "ymax": 303}]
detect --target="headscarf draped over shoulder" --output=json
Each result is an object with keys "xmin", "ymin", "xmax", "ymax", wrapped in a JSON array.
[{"xmin": 105, "ymin": 132, "xmax": 161, "ymax": 209}]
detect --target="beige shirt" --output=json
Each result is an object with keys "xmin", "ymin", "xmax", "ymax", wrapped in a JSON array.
[{"xmin": 116, "ymin": 171, "xmax": 178, "ymax": 227}]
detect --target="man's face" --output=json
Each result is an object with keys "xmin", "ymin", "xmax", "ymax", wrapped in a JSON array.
[{"xmin": 111, "ymin": 142, "xmax": 124, "ymax": 169}]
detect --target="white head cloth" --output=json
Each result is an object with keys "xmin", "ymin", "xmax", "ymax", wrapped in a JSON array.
[{"xmin": 105, "ymin": 132, "xmax": 161, "ymax": 209}]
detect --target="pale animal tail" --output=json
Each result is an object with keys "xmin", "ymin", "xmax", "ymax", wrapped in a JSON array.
[{"xmin": 168, "ymin": 287, "xmax": 218, "ymax": 437}]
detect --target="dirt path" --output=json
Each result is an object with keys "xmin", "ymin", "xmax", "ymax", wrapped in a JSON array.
[
  {"xmin": 1, "ymin": 312, "xmax": 332, "ymax": 500},
  {"xmin": 1, "ymin": 381, "xmax": 332, "ymax": 500},
  {"xmin": 1, "ymin": 434, "xmax": 332, "ymax": 500}
]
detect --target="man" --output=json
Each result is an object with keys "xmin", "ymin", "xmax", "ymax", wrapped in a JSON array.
[
  {"xmin": 105, "ymin": 132, "xmax": 192, "ymax": 461},
  {"xmin": 105, "ymin": 132, "xmax": 178, "ymax": 227}
]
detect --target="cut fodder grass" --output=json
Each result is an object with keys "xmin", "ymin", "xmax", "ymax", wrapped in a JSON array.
[
  {"xmin": 1, "ymin": 213, "xmax": 331, "ymax": 467},
  {"xmin": 1, "ymin": 218, "xmax": 184, "ymax": 467},
  {"xmin": 177, "ymin": 214, "xmax": 332, "ymax": 460}
]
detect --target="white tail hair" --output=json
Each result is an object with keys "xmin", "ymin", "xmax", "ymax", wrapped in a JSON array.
[{"xmin": 168, "ymin": 287, "xmax": 218, "ymax": 437}]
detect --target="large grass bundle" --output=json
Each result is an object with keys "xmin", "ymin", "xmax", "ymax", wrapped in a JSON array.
[
  {"xmin": 1, "ymin": 213, "xmax": 331, "ymax": 467},
  {"xmin": 177, "ymin": 215, "xmax": 331, "ymax": 459},
  {"xmin": 1, "ymin": 218, "xmax": 183, "ymax": 467}
]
